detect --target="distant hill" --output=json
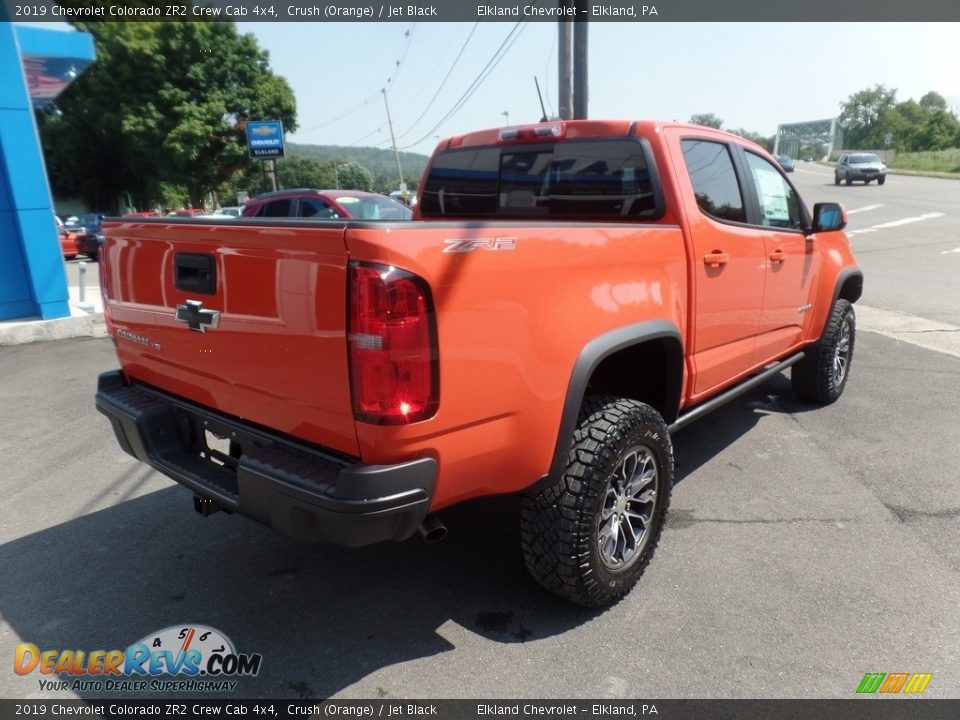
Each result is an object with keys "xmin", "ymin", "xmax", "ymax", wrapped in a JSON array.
[{"xmin": 286, "ymin": 143, "xmax": 430, "ymax": 189}]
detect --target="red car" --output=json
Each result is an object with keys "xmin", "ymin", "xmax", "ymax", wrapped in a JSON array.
[
  {"xmin": 241, "ymin": 189, "xmax": 412, "ymax": 220},
  {"xmin": 55, "ymin": 217, "xmax": 80, "ymax": 259}
]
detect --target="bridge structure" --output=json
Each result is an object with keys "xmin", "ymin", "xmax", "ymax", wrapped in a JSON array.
[{"xmin": 773, "ymin": 118, "xmax": 843, "ymax": 160}]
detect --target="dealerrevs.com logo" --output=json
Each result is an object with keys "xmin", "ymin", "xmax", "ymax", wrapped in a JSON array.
[{"xmin": 14, "ymin": 625, "xmax": 262, "ymax": 693}]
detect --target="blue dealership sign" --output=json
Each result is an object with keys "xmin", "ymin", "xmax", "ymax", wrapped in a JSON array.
[{"xmin": 245, "ymin": 120, "xmax": 285, "ymax": 159}]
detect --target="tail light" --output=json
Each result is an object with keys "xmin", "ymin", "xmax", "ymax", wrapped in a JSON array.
[{"xmin": 348, "ymin": 262, "xmax": 438, "ymax": 425}]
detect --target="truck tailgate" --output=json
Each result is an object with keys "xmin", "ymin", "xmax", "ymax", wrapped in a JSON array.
[{"xmin": 99, "ymin": 219, "xmax": 360, "ymax": 458}]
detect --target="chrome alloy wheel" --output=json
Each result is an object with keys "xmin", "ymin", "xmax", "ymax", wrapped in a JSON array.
[
  {"xmin": 833, "ymin": 317, "xmax": 852, "ymax": 386},
  {"xmin": 597, "ymin": 445, "xmax": 658, "ymax": 570}
]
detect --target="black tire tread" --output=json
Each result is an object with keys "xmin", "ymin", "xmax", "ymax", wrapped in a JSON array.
[
  {"xmin": 792, "ymin": 299, "xmax": 855, "ymax": 404},
  {"xmin": 520, "ymin": 396, "xmax": 672, "ymax": 608}
]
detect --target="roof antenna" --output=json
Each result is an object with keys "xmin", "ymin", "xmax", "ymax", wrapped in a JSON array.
[{"xmin": 534, "ymin": 77, "xmax": 548, "ymax": 122}]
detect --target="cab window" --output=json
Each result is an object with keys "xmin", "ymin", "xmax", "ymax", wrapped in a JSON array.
[
  {"xmin": 299, "ymin": 199, "xmax": 336, "ymax": 218},
  {"xmin": 680, "ymin": 139, "xmax": 746, "ymax": 223},
  {"xmin": 744, "ymin": 153, "xmax": 802, "ymax": 230}
]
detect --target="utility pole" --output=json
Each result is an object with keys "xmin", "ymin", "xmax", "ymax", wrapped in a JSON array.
[
  {"xmin": 558, "ymin": 9, "xmax": 573, "ymax": 120},
  {"xmin": 573, "ymin": 3, "xmax": 588, "ymax": 119},
  {"xmin": 382, "ymin": 88, "xmax": 406, "ymax": 200}
]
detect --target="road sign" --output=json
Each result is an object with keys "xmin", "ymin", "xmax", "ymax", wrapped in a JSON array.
[{"xmin": 245, "ymin": 121, "xmax": 285, "ymax": 159}]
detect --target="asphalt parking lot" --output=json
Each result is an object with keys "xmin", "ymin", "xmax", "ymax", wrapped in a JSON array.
[{"xmin": 1, "ymin": 328, "xmax": 958, "ymax": 699}]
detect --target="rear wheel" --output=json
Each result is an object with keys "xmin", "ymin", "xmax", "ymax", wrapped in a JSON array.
[
  {"xmin": 792, "ymin": 299, "xmax": 855, "ymax": 404},
  {"xmin": 521, "ymin": 396, "xmax": 673, "ymax": 608}
]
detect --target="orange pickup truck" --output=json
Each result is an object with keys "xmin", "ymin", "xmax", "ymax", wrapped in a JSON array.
[{"xmin": 96, "ymin": 120, "xmax": 861, "ymax": 607}]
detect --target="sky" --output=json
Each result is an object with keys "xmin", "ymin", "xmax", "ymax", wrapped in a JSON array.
[
  {"xmin": 18, "ymin": 20, "xmax": 960, "ymax": 159},
  {"xmin": 242, "ymin": 21, "xmax": 960, "ymax": 157}
]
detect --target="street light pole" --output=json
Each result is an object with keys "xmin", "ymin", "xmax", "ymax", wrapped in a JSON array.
[
  {"xmin": 382, "ymin": 88, "xmax": 406, "ymax": 199},
  {"xmin": 502, "ymin": 110, "xmax": 510, "ymax": 126}
]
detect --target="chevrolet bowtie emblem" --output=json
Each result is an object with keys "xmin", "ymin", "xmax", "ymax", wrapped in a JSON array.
[{"xmin": 175, "ymin": 300, "xmax": 220, "ymax": 333}]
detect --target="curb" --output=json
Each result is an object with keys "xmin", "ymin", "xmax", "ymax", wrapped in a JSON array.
[{"xmin": 0, "ymin": 305, "xmax": 107, "ymax": 346}]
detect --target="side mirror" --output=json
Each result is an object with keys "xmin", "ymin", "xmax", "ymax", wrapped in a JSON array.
[{"xmin": 812, "ymin": 202, "xmax": 847, "ymax": 232}]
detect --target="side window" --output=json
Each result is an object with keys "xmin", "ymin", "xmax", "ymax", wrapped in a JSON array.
[
  {"xmin": 299, "ymin": 198, "xmax": 336, "ymax": 218},
  {"xmin": 262, "ymin": 199, "xmax": 292, "ymax": 217},
  {"xmin": 680, "ymin": 139, "xmax": 746, "ymax": 223},
  {"xmin": 744, "ymin": 153, "xmax": 802, "ymax": 230}
]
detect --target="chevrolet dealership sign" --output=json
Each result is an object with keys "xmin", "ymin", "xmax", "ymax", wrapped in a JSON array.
[{"xmin": 245, "ymin": 121, "xmax": 285, "ymax": 159}]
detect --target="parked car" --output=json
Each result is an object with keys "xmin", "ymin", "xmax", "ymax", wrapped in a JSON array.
[
  {"xmin": 64, "ymin": 213, "xmax": 103, "ymax": 235},
  {"xmin": 835, "ymin": 153, "xmax": 887, "ymax": 185},
  {"xmin": 122, "ymin": 210, "xmax": 162, "ymax": 217},
  {"xmin": 55, "ymin": 216, "xmax": 79, "ymax": 259},
  {"xmin": 64, "ymin": 213, "xmax": 104, "ymax": 259},
  {"xmin": 389, "ymin": 190, "xmax": 418, "ymax": 207},
  {"xmin": 241, "ymin": 189, "xmax": 413, "ymax": 220},
  {"xmin": 168, "ymin": 208, "xmax": 206, "ymax": 217},
  {"xmin": 207, "ymin": 206, "xmax": 242, "ymax": 219}
]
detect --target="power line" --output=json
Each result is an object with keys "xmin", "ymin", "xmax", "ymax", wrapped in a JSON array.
[
  {"xmin": 393, "ymin": 23, "xmax": 479, "ymax": 141},
  {"xmin": 397, "ymin": 20, "xmax": 531, "ymax": 150},
  {"xmin": 297, "ymin": 24, "xmax": 415, "ymax": 138}
]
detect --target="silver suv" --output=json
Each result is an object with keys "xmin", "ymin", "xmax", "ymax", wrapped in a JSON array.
[{"xmin": 835, "ymin": 153, "xmax": 887, "ymax": 186}]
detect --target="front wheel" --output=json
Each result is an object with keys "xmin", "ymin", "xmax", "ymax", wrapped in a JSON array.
[
  {"xmin": 834, "ymin": 174, "xmax": 841, "ymax": 185},
  {"xmin": 792, "ymin": 299, "xmax": 855, "ymax": 404},
  {"xmin": 845, "ymin": 177, "xmax": 852, "ymax": 185},
  {"xmin": 878, "ymin": 176, "xmax": 886, "ymax": 186},
  {"xmin": 521, "ymin": 396, "xmax": 673, "ymax": 608}
]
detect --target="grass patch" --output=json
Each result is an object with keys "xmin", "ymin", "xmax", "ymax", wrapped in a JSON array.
[{"xmin": 890, "ymin": 148, "xmax": 960, "ymax": 174}]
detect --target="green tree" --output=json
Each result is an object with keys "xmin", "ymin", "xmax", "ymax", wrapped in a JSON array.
[
  {"xmin": 689, "ymin": 113, "xmax": 723, "ymax": 129},
  {"xmin": 335, "ymin": 161, "xmax": 374, "ymax": 191},
  {"xmin": 918, "ymin": 91, "xmax": 949, "ymax": 115},
  {"xmin": 38, "ymin": 21, "xmax": 296, "ymax": 210},
  {"xmin": 276, "ymin": 156, "xmax": 336, "ymax": 189},
  {"xmin": 725, "ymin": 128, "xmax": 774, "ymax": 152},
  {"xmin": 837, "ymin": 85, "xmax": 897, "ymax": 148}
]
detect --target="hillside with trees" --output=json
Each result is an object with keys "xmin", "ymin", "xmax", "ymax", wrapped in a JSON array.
[{"xmin": 285, "ymin": 143, "xmax": 429, "ymax": 194}]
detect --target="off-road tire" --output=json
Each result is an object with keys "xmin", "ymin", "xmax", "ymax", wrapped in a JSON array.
[
  {"xmin": 520, "ymin": 396, "xmax": 673, "ymax": 608},
  {"xmin": 792, "ymin": 299, "xmax": 856, "ymax": 404}
]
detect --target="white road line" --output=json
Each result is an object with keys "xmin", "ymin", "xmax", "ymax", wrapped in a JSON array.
[
  {"xmin": 856, "ymin": 305, "xmax": 960, "ymax": 359},
  {"xmin": 847, "ymin": 204, "xmax": 884, "ymax": 214},
  {"xmin": 941, "ymin": 248, "xmax": 960, "ymax": 255},
  {"xmin": 847, "ymin": 212, "xmax": 945, "ymax": 237}
]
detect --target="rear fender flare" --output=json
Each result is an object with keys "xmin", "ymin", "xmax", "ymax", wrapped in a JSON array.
[{"xmin": 544, "ymin": 320, "xmax": 684, "ymax": 486}]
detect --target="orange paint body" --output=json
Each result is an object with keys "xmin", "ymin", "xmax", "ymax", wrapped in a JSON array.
[{"xmin": 100, "ymin": 121, "xmax": 859, "ymax": 513}]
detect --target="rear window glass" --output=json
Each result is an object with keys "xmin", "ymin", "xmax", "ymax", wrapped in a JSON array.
[{"xmin": 420, "ymin": 139, "xmax": 661, "ymax": 220}]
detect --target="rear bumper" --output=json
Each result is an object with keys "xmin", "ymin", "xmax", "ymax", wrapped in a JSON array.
[
  {"xmin": 847, "ymin": 170, "xmax": 885, "ymax": 181},
  {"xmin": 95, "ymin": 371, "xmax": 436, "ymax": 547}
]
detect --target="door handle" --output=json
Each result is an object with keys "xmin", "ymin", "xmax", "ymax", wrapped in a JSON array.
[
  {"xmin": 703, "ymin": 251, "xmax": 729, "ymax": 268},
  {"xmin": 769, "ymin": 250, "xmax": 786, "ymax": 264}
]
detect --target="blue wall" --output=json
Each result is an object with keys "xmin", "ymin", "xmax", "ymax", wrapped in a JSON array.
[{"xmin": 0, "ymin": 24, "xmax": 94, "ymax": 321}]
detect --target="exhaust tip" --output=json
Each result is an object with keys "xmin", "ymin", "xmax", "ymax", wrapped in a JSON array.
[{"xmin": 418, "ymin": 515, "xmax": 447, "ymax": 543}]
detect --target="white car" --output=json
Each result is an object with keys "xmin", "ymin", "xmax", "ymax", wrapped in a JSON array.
[{"xmin": 207, "ymin": 206, "xmax": 242, "ymax": 218}]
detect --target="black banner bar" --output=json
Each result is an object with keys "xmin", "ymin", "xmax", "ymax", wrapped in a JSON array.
[
  {"xmin": 1, "ymin": 700, "xmax": 960, "ymax": 720},
  {"xmin": 4, "ymin": 0, "xmax": 960, "ymax": 22}
]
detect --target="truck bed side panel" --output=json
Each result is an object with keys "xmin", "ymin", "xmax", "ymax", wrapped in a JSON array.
[{"xmin": 344, "ymin": 222, "xmax": 688, "ymax": 509}]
